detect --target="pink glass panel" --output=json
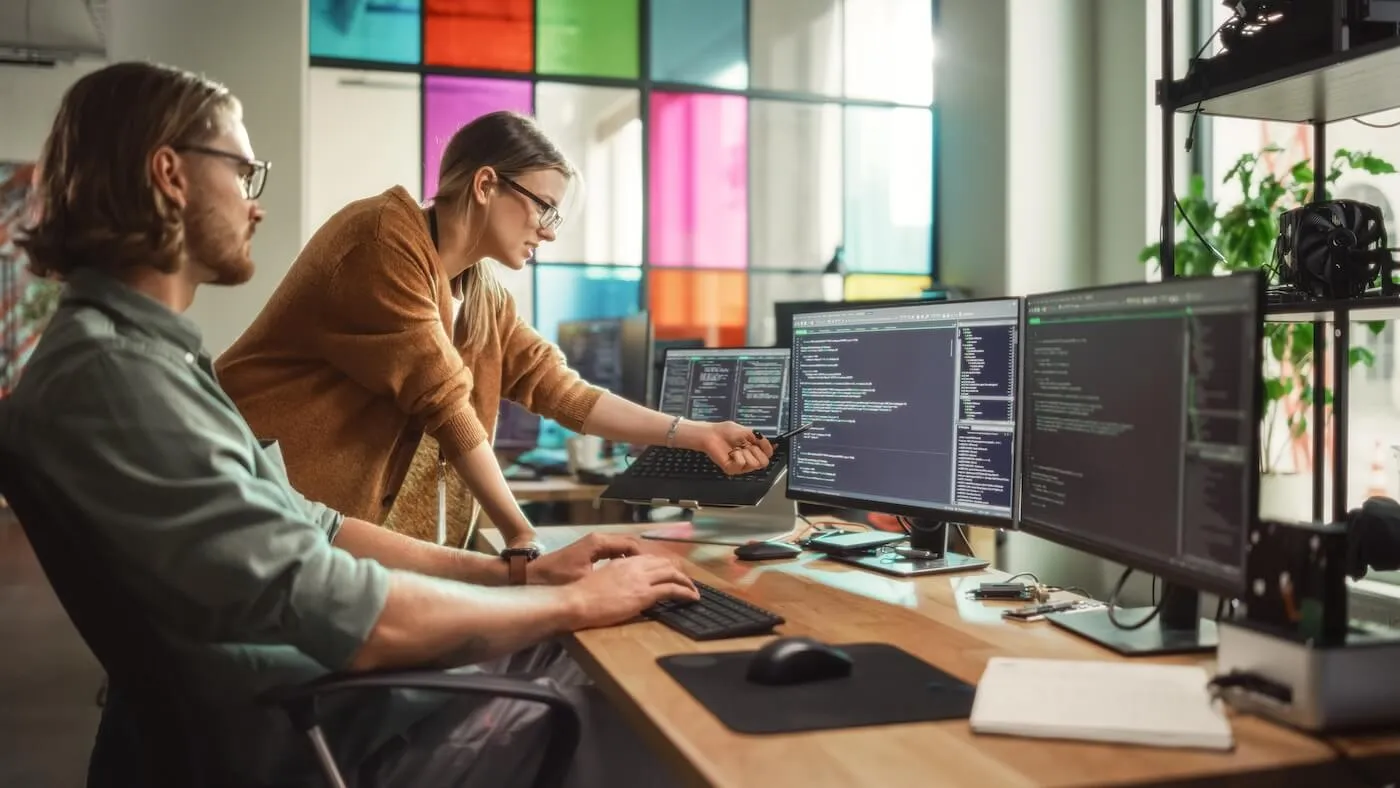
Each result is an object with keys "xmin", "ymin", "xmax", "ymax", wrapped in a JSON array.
[
  {"xmin": 647, "ymin": 92, "xmax": 748, "ymax": 268},
  {"xmin": 423, "ymin": 76, "xmax": 533, "ymax": 198}
]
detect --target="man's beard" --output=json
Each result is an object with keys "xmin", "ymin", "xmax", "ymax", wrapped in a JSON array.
[{"xmin": 185, "ymin": 203, "xmax": 254, "ymax": 286}]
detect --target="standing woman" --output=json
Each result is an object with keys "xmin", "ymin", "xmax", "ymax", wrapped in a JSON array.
[{"xmin": 216, "ymin": 111, "xmax": 772, "ymax": 550}]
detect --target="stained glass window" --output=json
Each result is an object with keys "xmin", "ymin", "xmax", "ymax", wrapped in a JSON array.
[
  {"xmin": 649, "ymin": 0, "xmax": 747, "ymax": 88},
  {"xmin": 310, "ymin": 0, "xmax": 420, "ymax": 64},
  {"xmin": 425, "ymin": 0, "xmax": 532, "ymax": 72},
  {"xmin": 308, "ymin": 2, "xmax": 943, "ymax": 438},
  {"xmin": 422, "ymin": 77, "xmax": 533, "ymax": 199},
  {"xmin": 648, "ymin": 92, "xmax": 748, "ymax": 269},
  {"xmin": 649, "ymin": 269, "xmax": 748, "ymax": 347},
  {"xmin": 537, "ymin": 0, "xmax": 639, "ymax": 79},
  {"xmin": 844, "ymin": 106, "xmax": 934, "ymax": 273}
]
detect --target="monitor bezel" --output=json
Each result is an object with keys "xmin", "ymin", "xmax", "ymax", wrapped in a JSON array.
[
  {"xmin": 1014, "ymin": 270, "xmax": 1264, "ymax": 598},
  {"xmin": 783, "ymin": 296, "xmax": 1024, "ymax": 530},
  {"xmin": 658, "ymin": 345, "xmax": 794, "ymax": 430},
  {"xmin": 648, "ymin": 337, "xmax": 706, "ymax": 408},
  {"xmin": 772, "ymin": 297, "xmax": 940, "ymax": 348}
]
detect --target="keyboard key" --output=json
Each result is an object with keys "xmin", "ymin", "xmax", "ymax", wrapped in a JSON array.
[{"xmin": 643, "ymin": 581, "xmax": 785, "ymax": 641}]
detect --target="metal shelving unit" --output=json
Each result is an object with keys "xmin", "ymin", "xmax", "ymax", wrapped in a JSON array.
[{"xmin": 1156, "ymin": 0, "xmax": 1400, "ymax": 524}]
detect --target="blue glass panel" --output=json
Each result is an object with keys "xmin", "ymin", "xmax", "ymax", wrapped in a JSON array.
[
  {"xmin": 532, "ymin": 264, "xmax": 643, "ymax": 447},
  {"xmin": 648, "ymin": 0, "xmax": 747, "ymax": 88},
  {"xmin": 844, "ymin": 106, "xmax": 934, "ymax": 274},
  {"xmin": 310, "ymin": 0, "xmax": 421, "ymax": 64}
]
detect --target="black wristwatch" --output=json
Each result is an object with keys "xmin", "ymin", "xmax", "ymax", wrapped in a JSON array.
[{"xmin": 501, "ymin": 546, "xmax": 541, "ymax": 585}]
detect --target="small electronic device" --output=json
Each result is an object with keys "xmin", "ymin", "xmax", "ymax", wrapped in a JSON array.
[
  {"xmin": 745, "ymin": 636, "xmax": 854, "ymax": 686},
  {"xmin": 1003, "ymin": 600, "xmax": 1083, "ymax": 621},
  {"xmin": 734, "ymin": 541, "xmax": 802, "ymax": 562},
  {"xmin": 968, "ymin": 582, "xmax": 1034, "ymax": 601},
  {"xmin": 1242, "ymin": 518, "xmax": 1350, "ymax": 645},
  {"xmin": 803, "ymin": 530, "xmax": 907, "ymax": 557}
]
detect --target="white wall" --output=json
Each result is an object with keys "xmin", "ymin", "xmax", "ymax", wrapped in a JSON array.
[
  {"xmin": 107, "ymin": 0, "xmax": 307, "ymax": 355},
  {"xmin": 935, "ymin": 0, "xmax": 1010, "ymax": 299},
  {"xmin": 938, "ymin": 0, "xmax": 1196, "ymax": 604},
  {"xmin": 307, "ymin": 68, "xmax": 420, "ymax": 238},
  {"xmin": 0, "ymin": 60, "xmax": 104, "ymax": 162},
  {"xmin": 1004, "ymin": 0, "xmax": 1094, "ymax": 296}
]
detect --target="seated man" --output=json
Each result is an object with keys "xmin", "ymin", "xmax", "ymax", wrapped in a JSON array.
[{"xmin": 4, "ymin": 61, "xmax": 696, "ymax": 788}]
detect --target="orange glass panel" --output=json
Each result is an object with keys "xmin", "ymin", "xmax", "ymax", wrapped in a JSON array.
[
  {"xmin": 649, "ymin": 270, "xmax": 748, "ymax": 347},
  {"xmin": 425, "ymin": 0, "xmax": 533, "ymax": 72}
]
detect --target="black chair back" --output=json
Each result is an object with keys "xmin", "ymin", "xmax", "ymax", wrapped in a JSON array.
[{"xmin": 0, "ymin": 443, "xmax": 229, "ymax": 787}]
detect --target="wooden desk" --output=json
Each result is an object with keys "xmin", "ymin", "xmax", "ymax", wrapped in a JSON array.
[
  {"xmin": 484, "ymin": 524, "xmax": 1400, "ymax": 787},
  {"xmin": 501, "ymin": 478, "xmax": 628, "ymax": 525},
  {"xmin": 508, "ymin": 478, "xmax": 607, "ymax": 503}
]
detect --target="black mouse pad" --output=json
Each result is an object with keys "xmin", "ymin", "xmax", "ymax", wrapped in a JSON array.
[{"xmin": 656, "ymin": 643, "xmax": 975, "ymax": 735}]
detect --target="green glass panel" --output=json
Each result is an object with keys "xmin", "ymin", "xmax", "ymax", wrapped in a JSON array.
[{"xmin": 537, "ymin": 0, "xmax": 639, "ymax": 78}]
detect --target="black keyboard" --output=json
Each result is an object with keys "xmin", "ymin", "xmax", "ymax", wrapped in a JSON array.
[
  {"xmin": 626, "ymin": 445, "xmax": 787, "ymax": 481},
  {"xmin": 643, "ymin": 581, "xmax": 785, "ymax": 641}
]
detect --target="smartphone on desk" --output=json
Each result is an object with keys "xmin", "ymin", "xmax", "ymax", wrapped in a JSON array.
[{"xmin": 803, "ymin": 530, "xmax": 907, "ymax": 556}]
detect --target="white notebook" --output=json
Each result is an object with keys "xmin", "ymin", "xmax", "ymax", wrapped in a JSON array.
[{"xmin": 970, "ymin": 657, "xmax": 1234, "ymax": 751}]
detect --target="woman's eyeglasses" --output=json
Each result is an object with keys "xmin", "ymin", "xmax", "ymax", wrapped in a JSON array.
[{"xmin": 499, "ymin": 175, "xmax": 562, "ymax": 232}]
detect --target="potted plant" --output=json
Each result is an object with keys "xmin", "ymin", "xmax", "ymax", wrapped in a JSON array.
[{"xmin": 1140, "ymin": 146, "xmax": 1396, "ymax": 519}]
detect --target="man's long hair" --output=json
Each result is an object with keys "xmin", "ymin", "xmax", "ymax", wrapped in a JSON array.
[{"xmin": 18, "ymin": 61, "xmax": 239, "ymax": 278}]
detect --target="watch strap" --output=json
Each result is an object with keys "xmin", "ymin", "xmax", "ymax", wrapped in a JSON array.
[{"xmin": 507, "ymin": 553, "xmax": 530, "ymax": 585}]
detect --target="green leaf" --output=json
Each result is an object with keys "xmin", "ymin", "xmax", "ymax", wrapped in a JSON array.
[
  {"xmin": 1264, "ymin": 377, "xmax": 1288, "ymax": 402},
  {"xmin": 1351, "ymin": 346, "xmax": 1377, "ymax": 367},
  {"xmin": 1367, "ymin": 320, "xmax": 1387, "ymax": 336}
]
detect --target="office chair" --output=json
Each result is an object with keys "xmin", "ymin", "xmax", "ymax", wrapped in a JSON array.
[{"xmin": 0, "ymin": 440, "xmax": 581, "ymax": 788}]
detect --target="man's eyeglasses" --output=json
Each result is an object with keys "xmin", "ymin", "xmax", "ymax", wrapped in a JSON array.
[
  {"xmin": 499, "ymin": 175, "xmax": 562, "ymax": 232},
  {"xmin": 175, "ymin": 145, "xmax": 270, "ymax": 200}
]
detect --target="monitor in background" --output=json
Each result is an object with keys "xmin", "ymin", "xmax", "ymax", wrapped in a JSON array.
[
  {"xmin": 495, "ymin": 400, "xmax": 540, "ymax": 451},
  {"xmin": 771, "ymin": 295, "xmax": 949, "ymax": 348},
  {"xmin": 556, "ymin": 313, "xmax": 652, "ymax": 405},
  {"xmin": 786, "ymin": 298, "xmax": 1021, "ymax": 576},
  {"xmin": 1018, "ymin": 272, "xmax": 1263, "ymax": 656},
  {"xmin": 542, "ymin": 314, "xmax": 654, "ymax": 450},
  {"xmin": 649, "ymin": 337, "xmax": 705, "ymax": 408},
  {"xmin": 618, "ymin": 312, "xmax": 654, "ymax": 407}
]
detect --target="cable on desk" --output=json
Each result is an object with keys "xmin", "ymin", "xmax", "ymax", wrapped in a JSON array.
[{"xmin": 1105, "ymin": 567, "xmax": 1165, "ymax": 631}]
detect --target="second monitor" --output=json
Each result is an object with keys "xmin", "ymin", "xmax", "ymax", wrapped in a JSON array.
[
  {"xmin": 787, "ymin": 298, "xmax": 1021, "ymax": 575},
  {"xmin": 1018, "ymin": 272, "xmax": 1263, "ymax": 655}
]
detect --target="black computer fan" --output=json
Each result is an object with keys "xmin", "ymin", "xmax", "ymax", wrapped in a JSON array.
[{"xmin": 1274, "ymin": 199, "xmax": 1393, "ymax": 299}]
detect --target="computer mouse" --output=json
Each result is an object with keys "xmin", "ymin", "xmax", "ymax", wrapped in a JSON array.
[
  {"xmin": 733, "ymin": 541, "xmax": 802, "ymax": 561},
  {"xmin": 745, "ymin": 636, "xmax": 854, "ymax": 686}
]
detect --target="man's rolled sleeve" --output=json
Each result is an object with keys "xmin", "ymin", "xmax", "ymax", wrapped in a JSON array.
[{"xmin": 41, "ymin": 348, "xmax": 387, "ymax": 670}]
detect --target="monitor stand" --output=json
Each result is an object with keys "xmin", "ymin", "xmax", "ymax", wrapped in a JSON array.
[
  {"xmin": 827, "ymin": 518, "xmax": 990, "ymax": 577},
  {"xmin": 1046, "ymin": 582, "xmax": 1218, "ymax": 656},
  {"xmin": 640, "ymin": 483, "xmax": 798, "ymax": 546}
]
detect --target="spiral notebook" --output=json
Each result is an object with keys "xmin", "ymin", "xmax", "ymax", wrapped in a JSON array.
[{"xmin": 970, "ymin": 657, "xmax": 1234, "ymax": 751}]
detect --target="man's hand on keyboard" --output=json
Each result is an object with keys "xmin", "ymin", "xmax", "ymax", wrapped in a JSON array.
[
  {"xmin": 531, "ymin": 532, "xmax": 650, "ymax": 585},
  {"xmin": 682, "ymin": 420, "xmax": 775, "ymax": 475},
  {"xmin": 567, "ymin": 556, "xmax": 699, "ymax": 629}
]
